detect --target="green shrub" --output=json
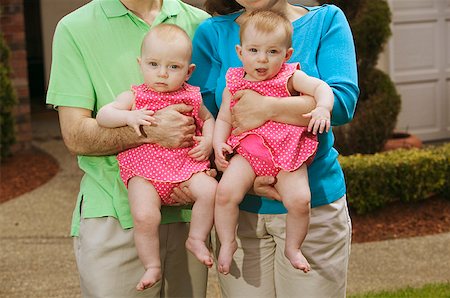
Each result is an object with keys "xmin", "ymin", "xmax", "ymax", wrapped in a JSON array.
[
  {"xmin": 319, "ymin": 0, "xmax": 401, "ymax": 155},
  {"xmin": 334, "ymin": 69, "xmax": 400, "ymax": 155},
  {"xmin": 340, "ymin": 143, "xmax": 450, "ymax": 214},
  {"xmin": 0, "ymin": 32, "xmax": 17, "ymax": 160}
]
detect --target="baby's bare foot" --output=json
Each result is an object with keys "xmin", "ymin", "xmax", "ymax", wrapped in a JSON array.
[
  {"xmin": 136, "ymin": 266, "xmax": 161, "ymax": 291},
  {"xmin": 186, "ymin": 237, "xmax": 213, "ymax": 268},
  {"xmin": 285, "ymin": 249, "xmax": 311, "ymax": 273},
  {"xmin": 217, "ymin": 240, "xmax": 237, "ymax": 275}
]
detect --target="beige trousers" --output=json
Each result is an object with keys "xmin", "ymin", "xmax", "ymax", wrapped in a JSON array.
[
  {"xmin": 74, "ymin": 217, "xmax": 208, "ymax": 298},
  {"xmin": 214, "ymin": 196, "xmax": 351, "ymax": 298}
]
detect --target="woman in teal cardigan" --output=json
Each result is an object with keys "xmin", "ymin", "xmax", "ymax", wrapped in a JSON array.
[{"xmin": 190, "ymin": 0, "xmax": 359, "ymax": 297}]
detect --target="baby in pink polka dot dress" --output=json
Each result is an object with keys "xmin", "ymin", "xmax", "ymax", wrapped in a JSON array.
[
  {"xmin": 213, "ymin": 10, "xmax": 334, "ymax": 275},
  {"xmin": 96, "ymin": 24, "xmax": 217, "ymax": 291}
]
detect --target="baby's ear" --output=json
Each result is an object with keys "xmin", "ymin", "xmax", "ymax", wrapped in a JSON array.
[
  {"xmin": 235, "ymin": 44, "xmax": 243, "ymax": 60},
  {"xmin": 285, "ymin": 48, "xmax": 294, "ymax": 61},
  {"xmin": 186, "ymin": 64, "xmax": 196, "ymax": 80}
]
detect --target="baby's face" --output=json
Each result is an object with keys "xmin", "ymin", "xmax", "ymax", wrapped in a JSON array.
[
  {"xmin": 237, "ymin": 26, "xmax": 290, "ymax": 81},
  {"xmin": 139, "ymin": 38, "xmax": 192, "ymax": 92}
]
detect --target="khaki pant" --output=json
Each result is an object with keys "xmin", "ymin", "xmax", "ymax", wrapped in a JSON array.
[
  {"xmin": 214, "ymin": 196, "xmax": 351, "ymax": 298},
  {"xmin": 74, "ymin": 217, "xmax": 208, "ymax": 298}
]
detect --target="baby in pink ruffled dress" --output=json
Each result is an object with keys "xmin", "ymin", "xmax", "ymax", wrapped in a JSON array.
[
  {"xmin": 213, "ymin": 10, "xmax": 334, "ymax": 275},
  {"xmin": 96, "ymin": 24, "xmax": 217, "ymax": 291}
]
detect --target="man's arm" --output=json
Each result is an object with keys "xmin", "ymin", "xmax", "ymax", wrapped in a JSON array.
[{"xmin": 58, "ymin": 104, "xmax": 196, "ymax": 156}]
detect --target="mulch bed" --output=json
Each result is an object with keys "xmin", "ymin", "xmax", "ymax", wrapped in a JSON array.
[
  {"xmin": 0, "ymin": 146, "xmax": 59, "ymax": 203},
  {"xmin": 1, "ymin": 146, "xmax": 450, "ymax": 243},
  {"xmin": 350, "ymin": 195, "xmax": 450, "ymax": 243}
]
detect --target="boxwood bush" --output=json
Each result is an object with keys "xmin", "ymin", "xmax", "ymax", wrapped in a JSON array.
[
  {"xmin": 0, "ymin": 32, "xmax": 17, "ymax": 160},
  {"xmin": 340, "ymin": 143, "xmax": 450, "ymax": 214},
  {"xmin": 319, "ymin": 0, "xmax": 401, "ymax": 155}
]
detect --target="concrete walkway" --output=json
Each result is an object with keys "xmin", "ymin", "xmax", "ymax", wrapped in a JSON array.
[{"xmin": 1, "ymin": 109, "xmax": 449, "ymax": 297}]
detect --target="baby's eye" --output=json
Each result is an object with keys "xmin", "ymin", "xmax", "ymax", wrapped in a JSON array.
[
  {"xmin": 149, "ymin": 62, "xmax": 158, "ymax": 67},
  {"xmin": 249, "ymin": 48, "xmax": 257, "ymax": 53},
  {"xmin": 268, "ymin": 49, "xmax": 278, "ymax": 54},
  {"xmin": 169, "ymin": 65, "xmax": 179, "ymax": 69}
]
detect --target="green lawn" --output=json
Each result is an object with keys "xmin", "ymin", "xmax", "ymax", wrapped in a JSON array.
[{"xmin": 349, "ymin": 283, "xmax": 450, "ymax": 298}]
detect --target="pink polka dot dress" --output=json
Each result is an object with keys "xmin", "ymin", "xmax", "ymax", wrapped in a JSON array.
[
  {"xmin": 117, "ymin": 83, "xmax": 210, "ymax": 205},
  {"xmin": 226, "ymin": 63, "xmax": 318, "ymax": 176}
]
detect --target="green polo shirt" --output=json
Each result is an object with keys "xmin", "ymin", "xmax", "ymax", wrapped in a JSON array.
[{"xmin": 46, "ymin": 0, "xmax": 209, "ymax": 236}]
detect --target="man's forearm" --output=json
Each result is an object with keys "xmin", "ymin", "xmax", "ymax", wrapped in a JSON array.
[
  {"xmin": 61, "ymin": 115, "xmax": 144, "ymax": 156},
  {"xmin": 59, "ymin": 104, "xmax": 196, "ymax": 156}
]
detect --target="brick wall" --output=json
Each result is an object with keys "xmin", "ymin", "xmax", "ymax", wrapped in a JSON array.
[{"xmin": 1, "ymin": 0, "xmax": 32, "ymax": 152}]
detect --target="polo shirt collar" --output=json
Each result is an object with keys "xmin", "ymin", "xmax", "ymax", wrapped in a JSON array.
[{"xmin": 100, "ymin": 0, "xmax": 181, "ymax": 18}]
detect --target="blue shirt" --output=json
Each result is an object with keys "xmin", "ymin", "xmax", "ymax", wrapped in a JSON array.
[{"xmin": 190, "ymin": 5, "xmax": 359, "ymax": 213}]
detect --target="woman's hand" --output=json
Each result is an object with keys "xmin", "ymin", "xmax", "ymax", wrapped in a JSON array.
[
  {"xmin": 231, "ymin": 90, "xmax": 272, "ymax": 135},
  {"xmin": 253, "ymin": 176, "xmax": 281, "ymax": 201}
]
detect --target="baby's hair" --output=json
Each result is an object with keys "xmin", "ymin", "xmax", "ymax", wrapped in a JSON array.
[
  {"xmin": 141, "ymin": 24, "xmax": 193, "ymax": 58},
  {"xmin": 240, "ymin": 10, "xmax": 293, "ymax": 48}
]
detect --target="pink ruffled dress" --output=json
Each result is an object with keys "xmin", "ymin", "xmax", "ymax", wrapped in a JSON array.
[
  {"xmin": 117, "ymin": 83, "xmax": 210, "ymax": 205},
  {"xmin": 226, "ymin": 63, "xmax": 318, "ymax": 176}
]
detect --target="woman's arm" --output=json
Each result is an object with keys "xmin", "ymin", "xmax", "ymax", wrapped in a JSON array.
[
  {"xmin": 230, "ymin": 7, "xmax": 359, "ymax": 135},
  {"xmin": 317, "ymin": 6, "xmax": 359, "ymax": 126},
  {"xmin": 230, "ymin": 91, "xmax": 316, "ymax": 135}
]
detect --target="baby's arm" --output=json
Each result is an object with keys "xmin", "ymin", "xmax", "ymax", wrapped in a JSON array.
[
  {"xmin": 188, "ymin": 103, "xmax": 215, "ymax": 161},
  {"xmin": 213, "ymin": 88, "xmax": 234, "ymax": 171},
  {"xmin": 290, "ymin": 70, "xmax": 334, "ymax": 134},
  {"xmin": 96, "ymin": 91, "xmax": 155, "ymax": 136}
]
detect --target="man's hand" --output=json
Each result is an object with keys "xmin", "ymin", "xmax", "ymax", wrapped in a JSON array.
[
  {"xmin": 170, "ymin": 169, "xmax": 217, "ymax": 204},
  {"xmin": 143, "ymin": 104, "xmax": 195, "ymax": 148},
  {"xmin": 231, "ymin": 90, "xmax": 270, "ymax": 135},
  {"xmin": 253, "ymin": 176, "xmax": 281, "ymax": 201}
]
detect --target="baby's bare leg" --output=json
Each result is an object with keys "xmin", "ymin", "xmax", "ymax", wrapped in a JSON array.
[
  {"xmin": 127, "ymin": 177, "xmax": 162, "ymax": 291},
  {"xmin": 215, "ymin": 155, "xmax": 256, "ymax": 274},
  {"xmin": 275, "ymin": 165, "xmax": 311, "ymax": 273},
  {"xmin": 182, "ymin": 172, "xmax": 217, "ymax": 268}
]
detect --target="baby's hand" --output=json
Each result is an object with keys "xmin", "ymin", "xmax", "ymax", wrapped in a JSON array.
[
  {"xmin": 188, "ymin": 136, "xmax": 212, "ymax": 161},
  {"xmin": 303, "ymin": 106, "xmax": 331, "ymax": 135},
  {"xmin": 127, "ymin": 106, "xmax": 155, "ymax": 136},
  {"xmin": 214, "ymin": 143, "xmax": 233, "ymax": 171}
]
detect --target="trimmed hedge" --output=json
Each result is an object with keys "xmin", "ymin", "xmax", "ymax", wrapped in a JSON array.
[{"xmin": 340, "ymin": 143, "xmax": 450, "ymax": 214}]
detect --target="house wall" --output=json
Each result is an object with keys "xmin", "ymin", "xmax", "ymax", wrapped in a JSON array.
[
  {"xmin": 1, "ymin": 0, "xmax": 32, "ymax": 152},
  {"xmin": 41, "ymin": 0, "xmax": 89, "ymax": 88},
  {"xmin": 387, "ymin": 0, "xmax": 450, "ymax": 141}
]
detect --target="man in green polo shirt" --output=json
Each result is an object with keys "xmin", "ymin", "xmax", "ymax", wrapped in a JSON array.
[{"xmin": 46, "ymin": 0, "xmax": 210, "ymax": 297}]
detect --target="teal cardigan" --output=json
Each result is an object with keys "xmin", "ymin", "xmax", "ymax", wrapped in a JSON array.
[{"xmin": 190, "ymin": 5, "xmax": 359, "ymax": 213}]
